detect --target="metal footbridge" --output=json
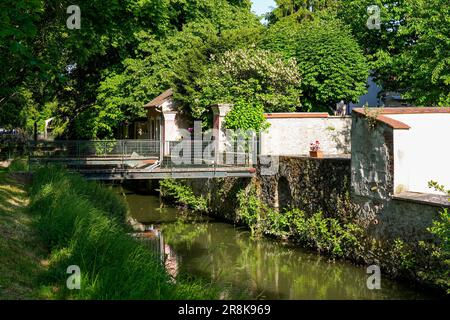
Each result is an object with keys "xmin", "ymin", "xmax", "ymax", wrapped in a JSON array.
[{"xmin": 28, "ymin": 140, "xmax": 257, "ymax": 180}]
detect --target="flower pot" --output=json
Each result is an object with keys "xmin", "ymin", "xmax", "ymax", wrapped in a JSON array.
[{"xmin": 309, "ymin": 150, "xmax": 324, "ymax": 158}]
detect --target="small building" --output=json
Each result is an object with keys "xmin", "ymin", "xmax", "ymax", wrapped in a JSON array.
[{"xmin": 143, "ymin": 89, "xmax": 193, "ymax": 141}]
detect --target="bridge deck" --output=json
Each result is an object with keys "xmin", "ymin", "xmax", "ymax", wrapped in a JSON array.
[{"xmin": 80, "ymin": 167, "xmax": 256, "ymax": 180}]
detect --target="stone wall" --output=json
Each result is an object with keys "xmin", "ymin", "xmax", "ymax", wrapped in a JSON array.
[
  {"xmin": 257, "ymin": 156, "xmax": 352, "ymax": 217},
  {"xmin": 187, "ymin": 152, "xmax": 442, "ymax": 244},
  {"xmin": 186, "ymin": 177, "xmax": 251, "ymax": 222},
  {"xmin": 187, "ymin": 156, "xmax": 353, "ymax": 224},
  {"xmin": 350, "ymin": 112, "xmax": 443, "ymax": 242},
  {"xmin": 173, "ymin": 111, "xmax": 447, "ymax": 257}
]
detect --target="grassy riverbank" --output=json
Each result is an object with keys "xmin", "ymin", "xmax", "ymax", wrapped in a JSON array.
[
  {"xmin": 0, "ymin": 165, "xmax": 218, "ymax": 300},
  {"xmin": 0, "ymin": 167, "xmax": 46, "ymax": 299}
]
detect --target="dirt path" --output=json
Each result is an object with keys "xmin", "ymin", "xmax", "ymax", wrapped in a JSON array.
[{"xmin": 0, "ymin": 171, "xmax": 46, "ymax": 299}]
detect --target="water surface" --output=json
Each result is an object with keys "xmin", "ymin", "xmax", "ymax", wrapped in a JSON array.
[{"xmin": 122, "ymin": 189, "xmax": 435, "ymax": 300}]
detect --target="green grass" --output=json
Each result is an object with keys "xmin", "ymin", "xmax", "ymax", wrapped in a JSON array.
[
  {"xmin": 29, "ymin": 166, "xmax": 218, "ymax": 299},
  {"xmin": 0, "ymin": 172, "xmax": 46, "ymax": 299},
  {"xmin": 7, "ymin": 158, "xmax": 29, "ymax": 173}
]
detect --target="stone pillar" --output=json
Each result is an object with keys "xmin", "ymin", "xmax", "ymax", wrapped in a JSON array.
[
  {"xmin": 162, "ymin": 112, "xmax": 177, "ymax": 156},
  {"xmin": 211, "ymin": 104, "xmax": 232, "ymax": 164}
]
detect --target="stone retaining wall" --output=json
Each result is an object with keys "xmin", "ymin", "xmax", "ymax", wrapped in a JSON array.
[{"xmin": 187, "ymin": 155, "xmax": 442, "ymax": 244}]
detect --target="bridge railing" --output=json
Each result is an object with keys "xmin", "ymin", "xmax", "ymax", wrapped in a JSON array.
[
  {"xmin": 29, "ymin": 140, "xmax": 161, "ymax": 160},
  {"xmin": 163, "ymin": 138, "xmax": 257, "ymax": 168}
]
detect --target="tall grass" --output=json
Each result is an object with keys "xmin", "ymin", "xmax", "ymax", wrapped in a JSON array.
[
  {"xmin": 29, "ymin": 166, "xmax": 218, "ymax": 299},
  {"xmin": 7, "ymin": 158, "xmax": 29, "ymax": 172}
]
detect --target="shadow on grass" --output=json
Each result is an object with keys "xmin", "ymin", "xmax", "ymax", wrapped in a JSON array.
[{"xmin": 0, "ymin": 172, "xmax": 47, "ymax": 300}]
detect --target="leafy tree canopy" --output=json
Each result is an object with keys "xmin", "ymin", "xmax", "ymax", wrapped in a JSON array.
[
  {"xmin": 267, "ymin": 0, "xmax": 340, "ymax": 23},
  {"xmin": 3, "ymin": 0, "xmax": 448, "ymax": 138},
  {"xmin": 173, "ymin": 47, "xmax": 302, "ymax": 124},
  {"xmin": 71, "ymin": 1, "xmax": 260, "ymax": 138},
  {"xmin": 263, "ymin": 15, "xmax": 369, "ymax": 111},
  {"xmin": 338, "ymin": 0, "xmax": 450, "ymax": 106}
]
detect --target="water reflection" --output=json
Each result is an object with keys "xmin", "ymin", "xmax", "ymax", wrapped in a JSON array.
[{"xmin": 121, "ymin": 189, "xmax": 433, "ymax": 300}]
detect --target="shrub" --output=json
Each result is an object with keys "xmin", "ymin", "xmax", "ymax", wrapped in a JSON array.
[
  {"xmin": 279, "ymin": 210, "xmax": 362, "ymax": 258},
  {"xmin": 262, "ymin": 17, "xmax": 369, "ymax": 112},
  {"xmin": 235, "ymin": 187, "xmax": 362, "ymax": 258},
  {"xmin": 159, "ymin": 179, "xmax": 208, "ymax": 213},
  {"xmin": 236, "ymin": 187, "xmax": 264, "ymax": 237},
  {"xmin": 224, "ymin": 100, "xmax": 270, "ymax": 133}
]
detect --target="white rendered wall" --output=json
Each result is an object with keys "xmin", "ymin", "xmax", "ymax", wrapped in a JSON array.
[
  {"xmin": 391, "ymin": 114, "xmax": 450, "ymax": 194},
  {"xmin": 260, "ymin": 117, "xmax": 352, "ymax": 156},
  {"xmin": 161, "ymin": 100, "xmax": 190, "ymax": 142}
]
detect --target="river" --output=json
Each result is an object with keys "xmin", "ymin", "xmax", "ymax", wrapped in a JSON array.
[{"xmin": 121, "ymin": 187, "xmax": 436, "ymax": 300}]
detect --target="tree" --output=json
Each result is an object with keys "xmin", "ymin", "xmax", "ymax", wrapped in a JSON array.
[
  {"xmin": 1, "ymin": 0, "xmax": 172, "ymax": 136},
  {"xmin": 385, "ymin": 0, "xmax": 450, "ymax": 106},
  {"xmin": 70, "ymin": 0, "xmax": 260, "ymax": 138},
  {"xmin": 267, "ymin": 0, "xmax": 340, "ymax": 23},
  {"xmin": 338, "ymin": 0, "xmax": 450, "ymax": 106},
  {"xmin": 174, "ymin": 48, "xmax": 302, "ymax": 122},
  {"xmin": 262, "ymin": 16, "xmax": 369, "ymax": 111},
  {"xmin": 0, "ymin": 0, "xmax": 43, "ymax": 130}
]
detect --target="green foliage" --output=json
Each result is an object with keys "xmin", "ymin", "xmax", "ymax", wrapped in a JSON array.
[
  {"xmin": 94, "ymin": 140, "xmax": 117, "ymax": 156},
  {"xmin": 275, "ymin": 210, "xmax": 362, "ymax": 257},
  {"xmin": 377, "ymin": 181, "xmax": 450, "ymax": 294},
  {"xmin": 428, "ymin": 181, "xmax": 450, "ymax": 200},
  {"xmin": 236, "ymin": 187, "xmax": 362, "ymax": 258},
  {"xmin": 159, "ymin": 179, "xmax": 208, "ymax": 213},
  {"xmin": 339, "ymin": 0, "xmax": 450, "ymax": 106},
  {"xmin": 415, "ymin": 181, "xmax": 450, "ymax": 293},
  {"xmin": 175, "ymin": 47, "xmax": 302, "ymax": 122},
  {"xmin": 0, "ymin": 0, "xmax": 43, "ymax": 128},
  {"xmin": 1, "ymin": 0, "xmax": 258, "ymax": 138},
  {"xmin": 30, "ymin": 167, "xmax": 128, "ymax": 229},
  {"xmin": 267, "ymin": 0, "xmax": 340, "ymax": 24},
  {"xmin": 263, "ymin": 16, "xmax": 369, "ymax": 111},
  {"xmin": 29, "ymin": 167, "xmax": 217, "ymax": 299},
  {"xmin": 224, "ymin": 100, "xmax": 270, "ymax": 133},
  {"xmin": 236, "ymin": 187, "xmax": 264, "ymax": 237},
  {"xmin": 421, "ymin": 209, "xmax": 450, "ymax": 293},
  {"xmin": 390, "ymin": 239, "xmax": 417, "ymax": 272},
  {"xmin": 7, "ymin": 159, "xmax": 29, "ymax": 173},
  {"xmin": 71, "ymin": 2, "xmax": 260, "ymax": 138},
  {"xmin": 0, "ymin": 131, "xmax": 28, "ymax": 160}
]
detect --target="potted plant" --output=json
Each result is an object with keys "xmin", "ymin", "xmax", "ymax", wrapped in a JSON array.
[{"xmin": 309, "ymin": 141, "xmax": 323, "ymax": 158}]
